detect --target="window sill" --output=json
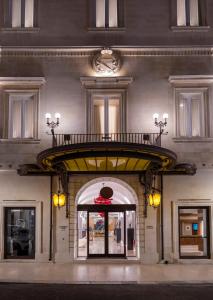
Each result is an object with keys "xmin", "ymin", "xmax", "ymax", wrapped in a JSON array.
[
  {"xmin": 0, "ymin": 139, "xmax": 40, "ymax": 144},
  {"xmin": 171, "ymin": 26, "xmax": 210, "ymax": 32},
  {"xmin": 173, "ymin": 137, "xmax": 213, "ymax": 143},
  {"xmin": 1, "ymin": 27, "xmax": 40, "ymax": 33},
  {"xmin": 88, "ymin": 27, "xmax": 126, "ymax": 32}
]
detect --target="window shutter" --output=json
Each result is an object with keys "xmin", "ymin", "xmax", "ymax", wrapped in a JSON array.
[
  {"xmin": 25, "ymin": 0, "xmax": 34, "ymax": 27},
  {"xmin": 12, "ymin": 0, "xmax": 22, "ymax": 27},
  {"xmin": 88, "ymin": 0, "xmax": 96, "ymax": 28},
  {"xmin": 189, "ymin": 0, "xmax": 199, "ymax": 26},
  {"xmin": 198, "ymin": 0, "xmax": 207, "ymax": 26},
  {"xmin": 109, "ymin": 0, "xmax": 118, "ymax": 27},
  {"xmin": 117, "ymin": 0, "xmax": 124, "ymax": 27},
  {"xmin": 177, "ymin": 0, "xmax": 186, "ymax": 26},
  {"xmin": 96, "ymin": 0, "xmax": 105, "ymax": 27}
]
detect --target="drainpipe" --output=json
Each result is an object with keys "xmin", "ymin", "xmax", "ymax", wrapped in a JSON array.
[
  {"xmin": 160, "ymin": 174, "xmax": 164, "ymax": 261},
  {"xmin": 49, "ymin": 175, "xmax": 53, "ymax": 261}
]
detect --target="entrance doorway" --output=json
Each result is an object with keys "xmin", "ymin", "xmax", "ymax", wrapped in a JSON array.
[
  {"xmin": 78, "ymin": 204, "xmax": 136, "ymax": 258},
  {"xmin": 76, "ymin": 178, "xmax": 138, "ymax": 259}
]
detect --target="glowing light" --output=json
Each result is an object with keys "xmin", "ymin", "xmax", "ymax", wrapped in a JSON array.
[
  {"xmin": 153, "ymin": 113, "xmax": 159, "ymax": 120},
  {"xmin": 53, "ymin": 192, "xmax": 66, "ymax": 207},
  {"xmin": 149, "ymin": 193, "xmax": 161, "ymax": 208}
]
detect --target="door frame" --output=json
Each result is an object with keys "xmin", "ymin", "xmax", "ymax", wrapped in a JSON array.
[
  {"xmin": 178, "ymin": 206, "xmax": 210, "ymax": 259},
  {"xmin": 77, "ymin": 204, "xmax": 136, "ymax": 258}
]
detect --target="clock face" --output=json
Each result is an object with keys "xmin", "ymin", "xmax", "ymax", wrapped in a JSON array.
[{"xmin": 92, "ymin": 50, "xmax": 121, "ymax": 74}]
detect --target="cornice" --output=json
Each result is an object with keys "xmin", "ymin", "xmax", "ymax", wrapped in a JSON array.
[
  {"xmin": 169, "ymin": 75, "xmax": 213, "ymax": 84},
  {"xmin": 115, "ymin": 46, "xmax": 213, "ymax": 57},
  {"xmin": 80, "ymin": 76, "xmax": 133, "ymax": 88},
  {"xmin": 0, "ymin": 77, "xmax": 46, "ymax": 86},
  {"xmin": 0, "ymin": 47, "xmax": 99, "ymax": 57},
  {"xmin": 1, "ymin": 46, "xmax": 213, "ymax": 57}
]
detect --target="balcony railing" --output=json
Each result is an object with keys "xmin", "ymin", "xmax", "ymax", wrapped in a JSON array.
[{"xmin": 52, "ymin": 133, "xmax": 161, "ymax": 147}]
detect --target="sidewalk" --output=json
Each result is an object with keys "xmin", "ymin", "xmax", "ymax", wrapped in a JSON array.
[{"xmin": 1, "ymin": 262, "xmax": 213, "ymax": 284}]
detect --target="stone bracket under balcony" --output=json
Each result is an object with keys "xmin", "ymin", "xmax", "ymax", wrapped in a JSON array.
[{"xmin": 37, "ymin": 133, "xmax": 177, "ymax": 174}]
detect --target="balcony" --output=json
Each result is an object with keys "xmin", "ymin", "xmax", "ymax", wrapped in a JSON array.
[
  {"xmin": 52, "ymin": 133, "xmax": 161, "ymax": 147},
  {"xmin": 37, "ymin": 132, "xmax": 177, "ymax": 174}
]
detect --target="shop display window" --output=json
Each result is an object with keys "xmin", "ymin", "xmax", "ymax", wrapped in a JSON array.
[
  {"xmin": 4, "ymin": 207, "xmax": 36, "ymax": 259},
  {"xmin": 179, "ymin": 207, "xmax": 210, "ymax": 258}
]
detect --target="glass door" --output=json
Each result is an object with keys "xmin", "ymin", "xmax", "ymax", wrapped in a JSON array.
[
  {"xmin": 88, "ymin": 212, "xmax": 105, "ymax": 256},
  {"xmin": 108, "ymin": 212, "xmax": 125, "ymax": 256},
  {"xmin": 77, "ymin": 204, "xmax": 136, "ymax": 258}
]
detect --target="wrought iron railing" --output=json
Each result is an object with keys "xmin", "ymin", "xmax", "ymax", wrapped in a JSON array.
[{"xmin": 52, "ymin": 133, "xmax": 161, "ymax": 147}]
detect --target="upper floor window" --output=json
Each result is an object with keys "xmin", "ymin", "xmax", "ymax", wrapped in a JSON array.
[
  {"xmin": 89, "ymin": 0, "xmax": 124, "ymax": 29},
  {"xmin": 92, "ymin": 94, "xmax": 121, "ymax": 134},
  {"xmin": 96, "ymin": 0, "xmax": 118, "ymax": 27},
  {"xmin": 175, "ymin": 88, "xmax": 209, "ymax": 138},
  {"xmin": 7, "ymin": 90, "xmax": 38, "ymax": 139},
  {"xmin": 176, "ymin": 0, "xmax": 206, "ymax": 27},
  {"xmin": 4, "ymin": 0, "xmax": 38, "ymax": 28}
]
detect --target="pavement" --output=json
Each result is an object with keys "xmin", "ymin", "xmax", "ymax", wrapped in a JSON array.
[{"xmin": 1, "ymin": 261, "xmax": 213, "ymax": 284}]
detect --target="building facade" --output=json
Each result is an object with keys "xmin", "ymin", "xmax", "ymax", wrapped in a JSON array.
[{"xmin": 0, "ymin": 0, "xmax": 213, "ymax": 264}]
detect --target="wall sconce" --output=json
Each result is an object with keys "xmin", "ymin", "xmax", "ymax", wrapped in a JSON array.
[
  {"xmin": 53, "ymin": 192, "xmax": 66, "ymax": 208},
  {"xmin": 148, "ymin": 192, "xmax": 161, "ymax": 208},
  {"xmin": 153, "ymin": 113, "xmax": 168, "ymax": 134},
  {"xmin": 45, "ymin": 113, "xmax": 61, "ymax": 146},
  {"xmin": 52, "ymin": 176, "xmax": 66, "ymax": 208},
  {"xmin": 45, "ymin": 113, "xmax": 60, "ymax": 131},
  {"xmin": 148, "ymin": 175, "xmax": 161, "ymax": 208}
]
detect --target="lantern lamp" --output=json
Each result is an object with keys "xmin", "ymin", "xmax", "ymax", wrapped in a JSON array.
[
  {"xmin": 148, "ymin": 193, "xmax": 161, "ymax": 208},
  {"xmin": 53, "ymin": 192, "xmax": 66, "ymax": 208}
]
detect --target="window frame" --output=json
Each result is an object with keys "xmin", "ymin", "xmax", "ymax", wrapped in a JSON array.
[
  {"xmin": 171, "ymin": 0, "xmax": 209, "ymax": 31},
  {"xmin": 2, "ymin": 0, "xmax": 39, "ymax": 30},
  {"xmin": 88, "ymin": 0, "xmax": 125, "ymax": 31},
  {"xmin": 3, "ymin": 89, "xmax": 39, "ymax": 140},
  {"xmin": 87, "ymin": 89, "xmax": 127, "ymax": 135},
  {"xmin": 178, "ymin": 206, "xmax": 210, "ymax": 259},
  {"xmin": 175, "ymin": 87, "xmax": 209, "ymax": 139},
  {"xmin": 4, "ymin": 207, "xmax": 36, "ymax": 259}
]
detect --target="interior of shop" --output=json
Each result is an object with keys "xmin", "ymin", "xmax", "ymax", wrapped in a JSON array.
[{"xmin": 179, "ymin": 208, "xmax": 209, "ymax": 258}]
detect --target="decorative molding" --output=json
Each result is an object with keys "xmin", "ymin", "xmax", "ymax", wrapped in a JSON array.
[
  {"xmin": 0, "ymin": 139, "xmax": 40, "ymax": 144},
  {"xmin": 173, "ymin": 137, "xmax": 213, "ymax": 143},
  {"xmin": 1, "ymin": 46, "xmax": 213, "ymax": 57},
  {"xmin": 0, "ymin": 47, "xmax": 99, "ymax": 57},
  {"xmin": 175, "ymin": 199, "xmax": 213, "ymax": 204},
  {"xmin": 80, "ymin": 76, "xmax": 133, "ymax": 88},
  {"xmin": 88, "ymin": 27, "xmax": 126, "ymax": 32},
  {"xmin": 1, "ymin": 27, "xmax": 40, "ymax": 33},
  {"xmin": 171, "ymin": 26, "xmax": 210, "ymax": 32},
  {"xmin": 113, "ymin": 47, "xmax": 213, "ymax": 57},
  {"xmin": 169, "ymin": 75, "xmax": 213, "ymax": 84},
  {"xmin": 0, "ymin": 77, "xmax": 46, "ymax": 86},
  {"xmin": 92, "ymin": 49, "xmax": 121, "ymax": 75}
]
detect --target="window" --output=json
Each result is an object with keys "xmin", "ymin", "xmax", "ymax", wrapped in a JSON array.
[
  {"xmin": 88, "ymin": 91, "xmax": 126, "ymax": 135},
  {"xmin": 5, "ymin": 90, "xmax": 38, "ymax": 139},
  {"xmin": 89, "ymin": 0, "xmax": 124, "ymax": 29},
  {"xmin": 96, "ymin": 0, "xmax": 117, "ymax": 27},
  {"xmin": 179, "ymin": 207, "xmax": 210, "ymax": 258},
  {"xmin": 176, "ymin": 0, "xmax": 206, "ymax": 27},
  {"xmin": 4, "ymin": 0, "xmax": 37, "ymax": 28},
  {"xmin": 4, "ymin": 207, "xmax": 36, "ymax": 259},
  {"xmin": 175, "ymin": 88, "xmax": 209, "ymax": 138}
]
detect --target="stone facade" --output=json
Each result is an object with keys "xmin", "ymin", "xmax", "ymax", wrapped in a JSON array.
[{"xmin": 0, "ymin": 0, "xmax": 213, "ymax": 264}]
